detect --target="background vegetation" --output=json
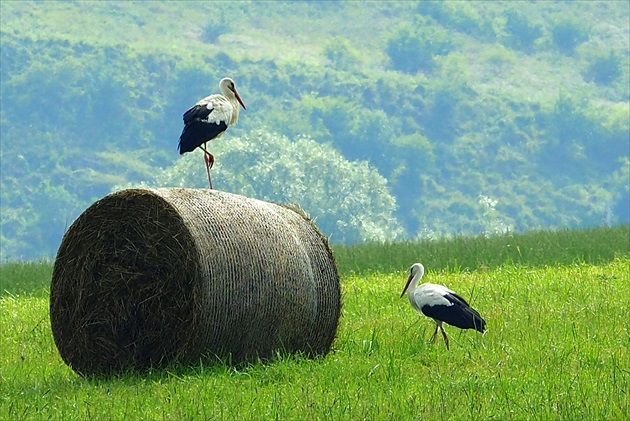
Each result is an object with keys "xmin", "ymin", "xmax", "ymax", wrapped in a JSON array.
[
  {"xmin": 1, "ymin": 227, "xmax": 629, "ymax": 420},
  {"xmin": 1, "ymin": 1, "xmax": 629, "ymax": 260}
]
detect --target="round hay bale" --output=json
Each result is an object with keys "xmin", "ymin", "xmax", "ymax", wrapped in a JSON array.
[{"xmin": 50, "ymin": 188, "xmax": 341, "ymax": 376}]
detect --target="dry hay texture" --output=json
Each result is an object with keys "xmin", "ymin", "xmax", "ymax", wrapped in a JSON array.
[{"xmin": 50, "ymin": 188, "xmax": 341, "ymax": 376}]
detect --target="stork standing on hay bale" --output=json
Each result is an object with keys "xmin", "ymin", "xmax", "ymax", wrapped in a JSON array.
[
  {"xmin": 400, "ymin": 263, "xmax": 486, "ymax": 350},
  {"xmin": 178, "ymin": 77, "xmax": 246, "ymax": 188}
]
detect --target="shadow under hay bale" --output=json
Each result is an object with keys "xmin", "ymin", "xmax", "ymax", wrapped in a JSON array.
[{"xmin": 50, "ymin": 188, "xmax": 341, "ymax": 376}]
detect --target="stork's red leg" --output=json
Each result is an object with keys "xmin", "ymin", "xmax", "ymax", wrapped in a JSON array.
[
  {"xmin": 430, "ymin": 324, "xmax": 439, "ymax": 344},
  {"xmin": 439, "ymin": 325, "xmax": 450, "ymax": 350},
  {"xmin": 200, "ymin": 144, "xmax": 214, "ymax": 189},
  {"xmin": 200, "ymin": 144, "xmax": 215, "ymax": 169},
  {"xmin": 204, "ymin": 151, "xmax": 215, "ymax": 170},
  {"xmin": 205, "ymin": 159, "xmax": 213, "ymax": 189}
]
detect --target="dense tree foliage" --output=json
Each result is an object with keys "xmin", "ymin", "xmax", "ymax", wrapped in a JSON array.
[
  {"xmin": 386, "ymin": 17, "xmax": 455, "ymax": 73},
  {"xmin": 503, "ymin": 9, "xmax": 543, "ymax": 52},
  {"xmin": 0, "ymin": 1, "xmax": 628, "ymax": 260},
  {"xmin": 550, "ymin": 17, "xmax": 589, "ymax": 54},
  {"xmin": 586, "ymin": 51, "xmax": 623, "ymax": 86},
  {"xmin": 117, "ymin": 130, "xmax": 404, "ymax": 244}
]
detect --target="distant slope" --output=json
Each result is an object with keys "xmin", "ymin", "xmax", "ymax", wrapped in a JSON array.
[{"xmin": 1, "ymin": 1, "xmax": 628, "ymax": 260}]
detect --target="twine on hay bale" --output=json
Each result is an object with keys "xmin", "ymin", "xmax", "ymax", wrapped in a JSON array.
[{"xmin": 50, "ymin": 188, "xmax": 341, "ymax": 376}]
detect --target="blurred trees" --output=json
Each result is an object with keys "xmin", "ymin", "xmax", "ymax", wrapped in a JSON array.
[
  {"xmin": 502, "ymin": 9, "xmax": 543, "ymax": 52},
  {"xmin": 586, "ymin": 51, "xmax": 623, "ymax": 85},
  {"xmin": 416, "ymin": 1, "xmax": 495, "ymax": 40},
  {"xmin": 550, "ymin": 17, "xmax": 589, "ymax": 54},
  {"xmin": 386, "ymin": 17, "xmax": 454, "ymax": 73},
  {"xmin": 0, "ymin": 1, "xmax": 628, "ymax": 260},
  {"xmin": 118, "ymin": 131, "xmax": 404, "ymax": 244},
  {"xmin": 323, "ymin": 38, "xmax": 361, "ymax": 71}
]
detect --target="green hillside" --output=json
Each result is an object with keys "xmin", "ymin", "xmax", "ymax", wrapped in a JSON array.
[{"xmin": 1, "ymin": 1, "xmax": 628, "ymax": 259}]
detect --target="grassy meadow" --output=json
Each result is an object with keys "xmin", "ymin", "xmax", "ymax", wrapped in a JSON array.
[{"xmin": 1, "ymin": 226, "xmax": 629, "ymax": 420}]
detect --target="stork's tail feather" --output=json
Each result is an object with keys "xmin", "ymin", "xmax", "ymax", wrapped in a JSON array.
[
  {"xmin": 472, "ymin": 314, "xmax": 486, "ymax": 333},
  {"xmin": 178, "ymin": 120, "xmax": 227, "ymax": 154},
  {"xmin": 179, "ymin": 122, "xmax": 208, "ymax": 154}
]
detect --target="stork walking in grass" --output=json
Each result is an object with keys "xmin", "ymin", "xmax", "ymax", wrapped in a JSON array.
[
  {"xmin": 400, "ymin": 263, "xmax": 486, "ymax": 350},
  {"xmin": 178, "ymin": 77, "xmax": 246, "ymax": 189}
]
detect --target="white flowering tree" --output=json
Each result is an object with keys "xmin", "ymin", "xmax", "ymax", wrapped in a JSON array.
[{"xmin": 119, "ymin": 130, "xmax": 404, "ymax": 244}]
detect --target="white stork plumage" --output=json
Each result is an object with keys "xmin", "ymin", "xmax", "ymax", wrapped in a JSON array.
[
  {"xmin": 178, "ymin": 77, "xmax": 246, "ymax": 188},
  {"xmin": 400, "ymin": 263, "xmax": 486, "ymax": 350}
]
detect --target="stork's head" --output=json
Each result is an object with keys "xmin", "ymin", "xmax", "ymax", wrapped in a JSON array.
[
  {"xmin": 400, "ymin": 262, "xmax": 425, "ymax": 298},
  {"xmin": 219, "ymin": 77, "xmax": 246, "ymax": 110}
]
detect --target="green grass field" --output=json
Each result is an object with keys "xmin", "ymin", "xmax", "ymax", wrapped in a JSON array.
[{"xmin": 1, "ymin": 226, "xmax": 629, "ymax": 420}]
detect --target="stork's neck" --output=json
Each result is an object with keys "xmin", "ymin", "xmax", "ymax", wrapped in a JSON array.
[
  {"xmin": 405, "ymin": 264, "xmax": 425, "ymax": 303},
  {"xmin": 228, "ymin": 97, "xmax": 240, "ymax": 125},
  {"xmin": 407, "ymin": 273, "xmax": 420, "ymax": 301}
]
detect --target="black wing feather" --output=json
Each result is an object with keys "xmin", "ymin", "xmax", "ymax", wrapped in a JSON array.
[
  {"xmin": 183, "ymin": 104, "xmax": 213, "ymax": 124},
  {"xmin": 178, "ymin": 120, "xmax": 228, "ymax": 154},
  {"xmin": 421, "ymin": 293, "xmax": 486, "ymax": 333},
  {"xmin": 447, "ymin": 291, "xmax": 471, "ymax": 307}
]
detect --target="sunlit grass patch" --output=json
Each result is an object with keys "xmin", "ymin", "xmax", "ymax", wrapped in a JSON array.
[{"xmin": 1, "ymin": 235, "xmax": 628, "ymax": 419}]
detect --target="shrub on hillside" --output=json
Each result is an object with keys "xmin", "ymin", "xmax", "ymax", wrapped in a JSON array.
[
  {"xmin": 417, "ymin": 1, "xmax": 495, "ymax": 40},
  {"xmin": 323, "ymin": 37, "xmax": 360, "ymax": 70},
  {"xmin": 550, "ymin": 17, "xmax": 589, "ymax": 54},
  {"xmin": 585, "ymin": 51, "xmax": 622, "ymax": 85},
  {"xmin": 503, "ymin": 9, "xmax": 543, "ymax": 52},
  {"xmin": 202, "ymin": 12, "xmax": 230, "ymax": 43},
  {"xmin": 386, "ymin": 18, "xmax": 455, "ymax": 73}
]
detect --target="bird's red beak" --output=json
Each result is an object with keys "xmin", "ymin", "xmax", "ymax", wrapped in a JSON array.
[
  {"xmin": 400, "ymin": 274, "xmax": 413, "ymax": 298},
  {"xmin": 234, "ymin": 90, "xmax": 246, "ymax": 110}
]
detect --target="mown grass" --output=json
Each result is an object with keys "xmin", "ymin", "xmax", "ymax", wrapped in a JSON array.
[{"xmin": 1, "ymin": 227, "xmax": 629, "ymax": 420}]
